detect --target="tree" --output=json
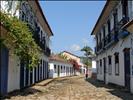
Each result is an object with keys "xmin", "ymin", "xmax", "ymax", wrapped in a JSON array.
[
  {"xmin": 81, "ymin": 46, "xmax": 93, "ymax": 57},
  {"xmin": 81, "ymin": 46, "xmax": 94, "ymax": 68}
]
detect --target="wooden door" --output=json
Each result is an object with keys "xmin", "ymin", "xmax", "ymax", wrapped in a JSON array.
[{"xmin": 124, "ymin": 48, "xmax": 130, "ymax": 90}]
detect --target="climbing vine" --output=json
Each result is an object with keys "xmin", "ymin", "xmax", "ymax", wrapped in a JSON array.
[{"xmin": 0, "ymin": 11, "xmax": 41, "ymax": 69}]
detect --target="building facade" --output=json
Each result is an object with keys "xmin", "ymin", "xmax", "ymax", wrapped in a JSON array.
[
  {"xmin": 61, "ymin": 51, "xmax": 86, "ymax": 75},
  {"xmin": 49, "ymin": 55, "xmax": 74, "ymax": 78},
  {"xmin": 91, "ymin": 0, "xmax": 133, "ymax": 93},
  {"xmin": 0, "ymin": 0, "xmax": 53, "ymax": 95}
]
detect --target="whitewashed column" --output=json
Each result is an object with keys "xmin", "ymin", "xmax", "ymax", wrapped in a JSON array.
[
  {"xmin": 36, "ymin": 66, "xmax": 38, "ymax": 82},
  {"xmin": 32, "ymin": 68, "xmax": 34, "ymax": 84},
  {"xmin": 24, "ymin": 67, "xmax": 26, "ymax": 87},
  {"xmin": 41, "ymin": 60, "xmax": 43, "ymax": 80},
  {"xmin": 28, "ymin": 70, "xmax": 30, "ymax": 86}
]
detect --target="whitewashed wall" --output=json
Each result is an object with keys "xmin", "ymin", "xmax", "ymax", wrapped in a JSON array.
[
  {"xmin": 96, "ymin": 34, "xmax": 132, "ymax": 86},
  {"xmin": 49, "ymin": 61, "xmax": 73, "ymax": 78},
  {"xmin": 1, "ymin": 0, "xmax": 51, "ymax": 94},
  {"xmin": 92, "ymin": 60, "xmax": 96, "ymax": 69},
  {"xmin": 7, "ymin": 51, "xmax": 20, "ymax": 92},
  {"xmin": 96, "ymin": 1, "xmax": 133, "ymax": 92},
  {"xmin": 92, "ymin": 60, "xmax": 96, "ymax": 73}
]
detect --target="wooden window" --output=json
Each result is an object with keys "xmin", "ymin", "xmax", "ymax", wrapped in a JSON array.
[
  {"xmin": 96, "ymin": 35, "xmax": 98, "ymax": 44},
  {"xmin": 114, "ymin": 53, "xmax": 119, "ymax": 75},
  {"xmin": 54, "ymin": 65, "xmax": 56, "ymax": 73},
  {"xmin": 40, "ymin": 31, "xmax": 43, "ymax": 41},
  {"xmin": 61, "ymin": 66, "xmax": 62, "ymax": 73},
  {"xmin": 113, "ymin": 9, "xmax": 118, "ymax": 28},
  {"xmin": 99, "ymin": 33, "xmax": 102, "ymax": 42},
  {"xmin": 108, "ymin": 56, "xmax": 112, "ymax": 75},
  {"xmin": 21, "ymin": 11, "xmax": 25, "ymax": 21},
  {"xmin": 64, "ymin": 66, "xmax": 65, "ymax": 73},
  {"xmin": 100, "ymin": 59, "xmax": 102, "ymax": 74},
  {"xmin": 108, "ymin": 56, "xmax": 112, "ymax": 65},
  {"xmin": 103, "ymin": 26, "xmax": 106, "ymax": 38},
  {"xmin": 122, "ymin": 0, "xmax": 128, "ymax": 18},
  {"xmin": 107, "ymin": 20, "xmax": 111, "ymax": 33}
]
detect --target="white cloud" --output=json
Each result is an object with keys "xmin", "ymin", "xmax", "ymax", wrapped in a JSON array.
[{"xmin": 70, "ymin": 44, "xmax": 81, "ymax": 52}]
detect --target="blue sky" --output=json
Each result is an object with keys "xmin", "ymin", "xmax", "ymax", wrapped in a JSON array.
[{"xmin": 40, "ymin": 1, "xmax": 106, "ymax": 56}]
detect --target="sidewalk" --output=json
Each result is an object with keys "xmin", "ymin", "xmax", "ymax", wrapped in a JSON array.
[
  {"xmin": 1, "ymin": 78, "xmax": 54, "ymax": 99},
  {"xmin": 35, "ymin": 78, "xmax": 54, "ymax": 86}
]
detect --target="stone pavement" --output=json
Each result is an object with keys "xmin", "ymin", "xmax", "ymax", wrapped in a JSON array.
[{"xmin": 3, "ymin": 76, "xmax": 133, "ymax": 100}]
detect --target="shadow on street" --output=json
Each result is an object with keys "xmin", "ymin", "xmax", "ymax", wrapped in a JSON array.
[
  {"xmin": 86, "ymin": 78, "xmax": 133, "ymax": 100},
  {"xmin": 0, "ymin": 87, "xmax": 42, "ymax": 100}
]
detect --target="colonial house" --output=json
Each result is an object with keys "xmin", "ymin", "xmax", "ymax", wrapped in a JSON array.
[
  {"xmin": 0, "ymin": 0, "xmax": 53, "ymax": 96},
  {"xmin": 91, "ymin": 0, "xmax": 133, "ymax": 93},
  {"xmin": 61, "ymin": 51, "xmax": 86, "ymax": 75},
  {"xmin": 49, "ymin": 55, "xmax": 74, "ymax": 78}
]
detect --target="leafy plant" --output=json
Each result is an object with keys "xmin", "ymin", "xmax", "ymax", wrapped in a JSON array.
[
  {"xmin": 81, "ymin": 46, "xmax": 94, "ymax": 68},
  {"xmin": 0, "ymin": 37, "xmax": 5, "ymax": 46},
  {"xmin": 0, "ymin": 11, "xmax": 41, "ymax": 69},
  {"xmin": 81, "ymin": 46, "xmax": 93, "ymax": 57}
]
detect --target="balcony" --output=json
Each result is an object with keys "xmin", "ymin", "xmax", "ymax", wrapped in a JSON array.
[
  {"xmin": 95, "ymin": 41, "xmax": 104, "ymax": 54},
  {"xmin": 117, "ymin": 16, "xmax": 129, "ymax": 30},
  {"xmin": 95, "ymin": 16, "xmax": 130, "ymax": 55},
  {"xmin": 33, "ymin": 31, "xmax": 40, "ymax": 45},
  {"xmin": 95, "ymin": 30, "xmax": 119, "ymax": 55},
  {"xmin": 104, "ymin": 31, "xmax": 118, "ymax": 49},
  {"xmin": 118, "ymin": 30, "xmax": 130, "ymax": 39},
  {"xmin": 33, "ymin": 31, "xmax": 47, "ymax": 51},
  {"xmin": 104, "ymin": 35, "xmax": 113, "ymax": 48},
  {"xmin": 116, "ymin": 17, "xmax": 130, "ymax": 39}
]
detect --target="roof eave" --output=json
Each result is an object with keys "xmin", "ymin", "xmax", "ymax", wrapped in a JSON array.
[
  {"xmin": 91, "ymin": 1, "xmax": 109, "ymax": 35},
  {"xmin": 36, "ymin": 0, "xmax": 54, "ymax": 36}
]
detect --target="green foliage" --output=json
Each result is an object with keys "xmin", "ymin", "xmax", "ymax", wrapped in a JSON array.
[
  {"xmin": 0, "ymin": 37, "xmax": 5, "ymax": 46},
  {"xmin": 81, "ymin": 46, "xmax": 93, "ymax": 57},
  {"xmin": 84, "ymin": 60, "xmax": 92, "ymax": 68},
  {"xmin": 81, "ymin": 46, "xmax": 94, "ymax": 68},
  {"xmin": 0, "ymin": 11, "xmax": 41, "ymax": 69},
  {"xmin": 81, "ymin": 57, "xmax": 92, "ymax": 68}
]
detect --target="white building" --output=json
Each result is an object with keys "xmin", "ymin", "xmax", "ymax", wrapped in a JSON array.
[
  {"xmin": 61, "ymin": 51, "xmax": 86, "ymax": 75},
  {"xmin": 49, "ymin": 55, "xmax": 75, "ymax": 78},
  {"xmin": 0, "ymin": 0, "xmax": 53, "ymax": 95},
  {"xmin": 91, "ymin": 0, "xmax": 133, "ymax": 93}
]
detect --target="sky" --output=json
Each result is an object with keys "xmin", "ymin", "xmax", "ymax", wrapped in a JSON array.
[{"xmin": 39, "ymin": 1, "xmax": 106, "ymax": 56}]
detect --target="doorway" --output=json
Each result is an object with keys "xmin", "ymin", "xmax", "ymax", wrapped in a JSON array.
[
  {"xmin": 0, "ymin": 46, "xmax": 9, "ymax": 95},
  {"xmin": 124, "ymin": 48, "xmax": 130, "ymax": 90},
  {"xmin": 58, "ymin": 65, "xmax": 60, "ymax": 77},
  {"xmin": 103, "ymin": 58, "xmax": 106, "ymax": 83}
]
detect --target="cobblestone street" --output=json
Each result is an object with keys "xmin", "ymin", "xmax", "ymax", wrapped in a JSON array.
[{"xmin": 3, "ymin": 76, "xmax": 133, "ymax": 100}]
